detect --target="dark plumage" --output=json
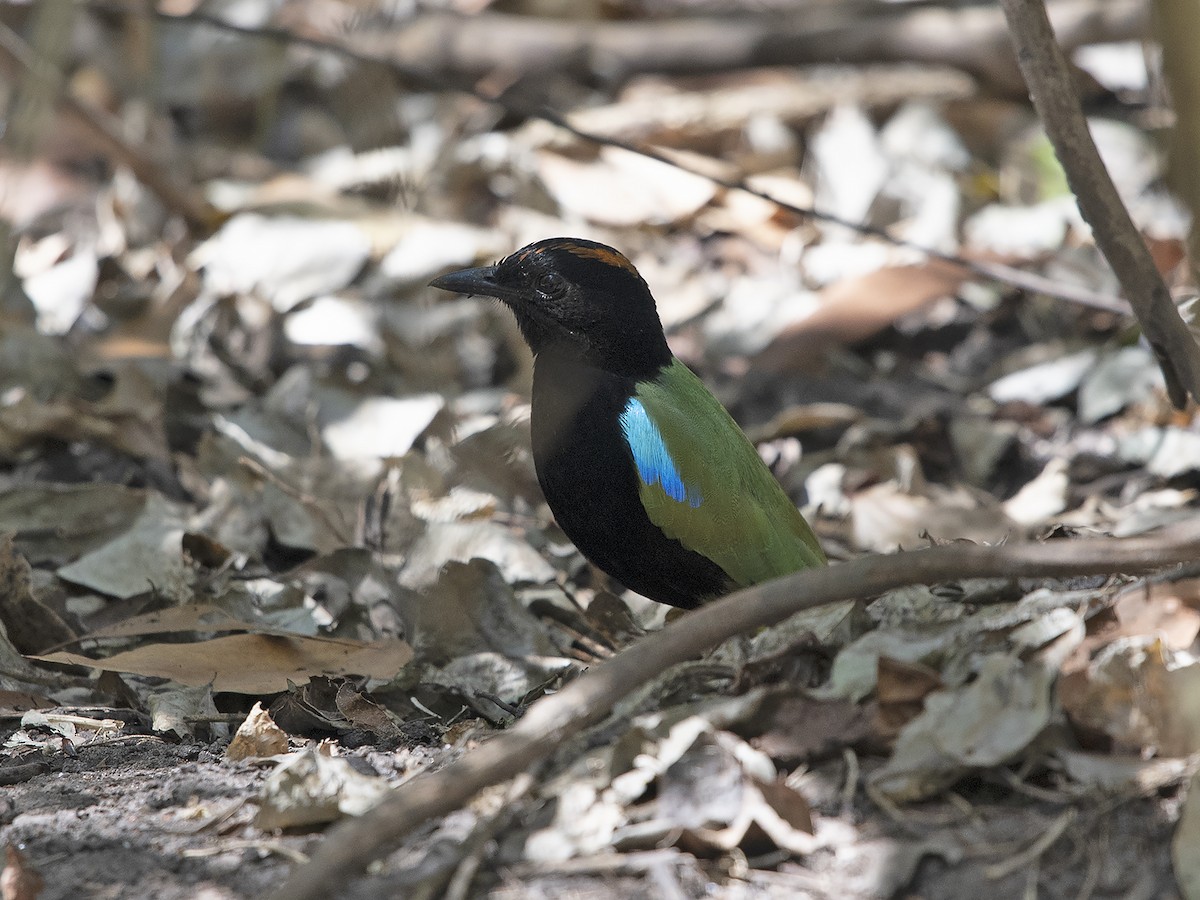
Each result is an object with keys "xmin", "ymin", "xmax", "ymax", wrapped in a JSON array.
[{"xmin": 430, "ymin": 238, "xmax": 825, "ymax": 609}]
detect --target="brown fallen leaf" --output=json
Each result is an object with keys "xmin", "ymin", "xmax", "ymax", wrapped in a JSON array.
[
  {"xmin": 335, "ymin": 683, "xmax": 401, "ymax": 738},
  {"xmin": 0, "ymin": 535, "xmax": 76, "ymax": 654},
  {"xmin": 1060, "ymin": 578, "xmax": 1200, "ymax": 682},
  {"xmin": 1, "ymin": 844, "xmax": 43, "ymax": 900},
  {"xmin": 1059, "ymin": 636, "xmax": 1200, "ymax": 756},
  {"xmin": 226, "ymin": 701, "xmax": 289, "ymax": 761},
  {"xmin": 0, "ymin": 690, "xmax": 54, "ymax": 719},
  {"xmin": 269, "ymin": 677, "xmax": 349, "ymax": 734},
  {"xmin": 874, "ymin": 656, "xmax": 943, "ymax": 742},
  {"xmin": 737, "ymin": 688, "xmax": 873, "ymax": 764},
  {"xmin": 1146, "ymin": 235, "xmax": 1186, "ymax": 279},
  {"xmin": 32, "ymin": 634, "xmax": 413, "ymax": 695},
  {"xmin": 83, "ymin": 603, "xmax": 282, "ymax": 641},
  {"xmin": 743, "ymin": 402, "xmax": 864, "ymax": 443},
  {"xmin": 1110, "ymin": 579, "xmax": 1200, "ymax": 650},
  {"xmin": 0, "ymin": 364, "xmax": 170, "ymax": 462},
  {"xmin": 753, "ymin": 260, "xmax": 969, "ymax": 373}
]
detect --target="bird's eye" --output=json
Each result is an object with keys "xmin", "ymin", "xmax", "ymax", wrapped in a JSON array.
[{"xmin": 536, "ymin": 272, "xmax": 565, "ymax": 295}]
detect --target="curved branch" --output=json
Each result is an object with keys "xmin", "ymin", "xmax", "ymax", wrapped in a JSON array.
[
  {"xmin": 998, "ymin": 0, "xmax": 1200, "ymax": 408},
  {"xmin": 269, "ymin": 520, "xmax": 1200, "ymax": 900}
]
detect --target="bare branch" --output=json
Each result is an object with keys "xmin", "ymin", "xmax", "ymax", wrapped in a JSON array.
[{"xmin": 998, "ymin": 0, "xmax": 1200, "ymax": 408}]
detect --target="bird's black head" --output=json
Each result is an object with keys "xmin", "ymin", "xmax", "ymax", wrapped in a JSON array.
[{"xmin": 429, "ymin": 238, "xmax": 672, "ymax": 379}]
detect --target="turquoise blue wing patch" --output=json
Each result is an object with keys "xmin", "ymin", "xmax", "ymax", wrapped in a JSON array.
[{"xmin": 619, "ymin": 398, "xmax": 703, "ymax": 508}]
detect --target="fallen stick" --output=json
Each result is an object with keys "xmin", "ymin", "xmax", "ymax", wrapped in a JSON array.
[
  {"xmin": 268, "ymin": 521, "xmax": 1200, "ymax": 899},
  {"xmin": 351, "ymin": 0, "xmax": 1144, "ymax": 94}
]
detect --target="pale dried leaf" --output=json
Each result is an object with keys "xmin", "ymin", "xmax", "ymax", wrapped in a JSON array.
[
  {"xmin": 1058, "ymin": 750, "xmax": 1189, "ymax": 794},
  {"xmin": 56, "ymin": 493, "xmax": 188, "ymax": 600},
  {"xmin": 226, "ymin": 701, "xmax": 289, "ymax": 761},
  {"xmin": 1002, "ymin": 458, "xmax": 1069, "ymax": 526},
  {"xmin": 255, "ymin": 748, "xmax": 389, "ymax": 830},
  {"xmin": 191, "ymin": 214, "xmax": 371, "ymax": 312},
  {"xmin": 871, "ymin": 654, "xmax": 1056, "ymax": 802},
  {"xmin": 988, "ymin": 349, "xmax": 1097, "ymax": 405},
  {"xmin": 320, "ymin": 392, "xmax": 444, "ymax": 461},
  {"xmin": 1175, "ymin": 771, "xmax": 1200, "ymax": 900},
  {"xmin": 399, "ymin": 525, "xmax": 557, "ymax": 591},
  {"xmin": 22, "ymin": 250, "xmax": 98, "ymax": 336},
  {"xmin": 1078, "ymin": 345, "xmax": 1163, "ymax": 423},
  {"xmin": 534, "ymin": 147, "xmax": 716, "ymax": 226},
  {"xmin": 148, "ymin": 684, "xmax": 218, "ymax": 740}
]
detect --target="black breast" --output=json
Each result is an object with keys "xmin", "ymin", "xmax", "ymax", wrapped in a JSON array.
[{"xmin": 530, "ymin": 353, "xmax": 733, "ymax": 609}]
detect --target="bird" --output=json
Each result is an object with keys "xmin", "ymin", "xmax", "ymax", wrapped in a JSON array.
[{"xmin": 429, "ymin": 237, "xmax": 825, "ymax": 609}]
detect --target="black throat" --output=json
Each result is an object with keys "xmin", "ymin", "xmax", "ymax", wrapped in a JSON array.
[{"xmin": 529, "ymin": 350, "xmax": 733, "ymax": 608}]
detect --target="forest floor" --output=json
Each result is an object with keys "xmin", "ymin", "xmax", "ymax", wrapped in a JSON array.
[{"xmin": 1, "ymin": 1, "xmax": 1197, "ymax": 897}]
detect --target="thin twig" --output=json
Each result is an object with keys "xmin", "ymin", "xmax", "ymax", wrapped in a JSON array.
[
  {"xmin": 443, "ymin": 772, "xmax": 535, "ymax": 900},
  {"xmin": 839, "ymin": 747, "xmax": 859, "ymax": 815},
  {"xmin": 503, "ymin": 849, "xmax": 688, "ymax": 878},
  {"xmin": 983, "ymin": 807, "xmax": 1076, "ymax": 879},
  {"xmin": 268, "ymin": 521, "xmax": 1200, "ymax": 900},
  {"xmin": 999, "ymin": 0, "xmax": 1200, "ymax": 407},
  {"xmin": 537, "ymin": 107, "xmax": 1135, "ymax": 316},
  {"xmin": 1073, "ymin": 829, "xmax": 1104, "ymax": 900},
  {"xmin": 0, "ymin": 665, "xmax": 74, "ymax": 689},
  {"xmin": 237, "ymin": 455, "xmax": 356, "ymax": 547}
]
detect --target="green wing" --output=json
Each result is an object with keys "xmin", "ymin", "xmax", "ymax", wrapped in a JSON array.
[{"xmin": 631, "ymin": 360, "xmax": 826, "ymax": 587}]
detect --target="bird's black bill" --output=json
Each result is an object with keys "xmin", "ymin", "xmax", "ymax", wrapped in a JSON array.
[{"xmin": 429, "ymin": 265, "xmax": 518, "ymax": 302}]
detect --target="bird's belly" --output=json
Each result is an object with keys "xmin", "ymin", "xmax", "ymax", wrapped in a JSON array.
[{"xmin": 535, "ymin": 429, "xmax": 732, "ymax": 609}]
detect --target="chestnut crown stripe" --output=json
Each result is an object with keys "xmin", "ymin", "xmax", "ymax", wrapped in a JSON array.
[{"xmin": 517, "ymin": 242, "xmax": 640, "ymax": 277}]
